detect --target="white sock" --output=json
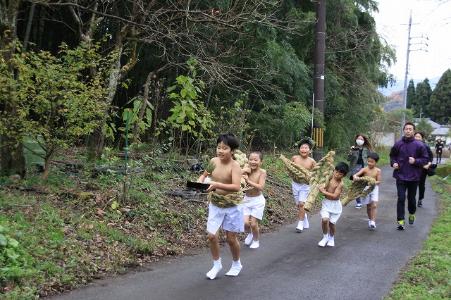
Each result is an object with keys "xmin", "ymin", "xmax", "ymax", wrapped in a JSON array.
[
  {"xmin": 303, "ymin": 214, "xmax": 309, "ymax": 228},
  {"xmin": 206, "ymin": 258, "xmax": 222, "ymax": 280},
  {"xmin": 225, "ymin": 260, "xmax": 242, "ymax": 276}
]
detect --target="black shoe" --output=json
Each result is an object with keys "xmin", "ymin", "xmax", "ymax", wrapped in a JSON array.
[{"xmin": 418, "ymin": 200, "xmax": 423, "ymax": 207}]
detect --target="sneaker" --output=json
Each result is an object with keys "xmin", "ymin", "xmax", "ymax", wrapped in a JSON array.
[
  {"xmin": 369, "ymin": 220, "xmax": 376, "ymax": 230},
  {"xmin": 397, "ymin": 220, "xmax": 405, "ymax": 230},
  {"xmin": 303, "ymin": 214, "xmax": 310, "ymax": 229},
  {"xmin": 327, "ymin": 236, "xmax": 335, "ymax": 247},
  {"xmin": 225, "ymin": 261, "xmax": 242, "ymax": 277},
  {"xmin": 417, "ymin": 200, "xmax": 423, "ymax": 207},
  {"xmin": 244, "ymin": 233, "xmax": 253, "ymax": 246},
  {"xmin": 296, "ymin": 221, "xmax": 304, "ymax": 233},
  {"xmin": 318, "ymin": 235, "xmax": 328, "ymax": 247},
  {"xmin": 408, "ymin": 214, "xmax": 415, "ymax": 225},
  {"xmin": 368, "ymin": 220, "xmax": 372, "ymax": 229},
  {"xmin": 206, "ymin": 259, "xmax": 222, "ymax": 280},
  {"xmin": 355, "ymin": 203, "xmax": 362, "ymax": 209},
  {"xmin": 249, "ymin": 240, "xmax": 260, "ymax": 249}
]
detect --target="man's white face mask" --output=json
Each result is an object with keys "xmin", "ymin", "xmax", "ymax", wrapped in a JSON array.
[{"xmin": 356, "ymin": 139, "xmax": 364, "ymax": 146}]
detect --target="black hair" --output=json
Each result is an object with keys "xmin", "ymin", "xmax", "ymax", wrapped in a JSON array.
[
  {"xmin": 403, "ymin": 122, "xmax": 416, "ymax": 130},
  {"xmin": 414, "ymin": 131, "xmax": 425, "ymax": 139},
  {"xmin": 335, "ymin": 162, "xmax": 349, "ymax": 175},
  {"xmin": 249, "ymin": 151, "xmax": 263, "ymax": 160},
  {"xmin": 367, "ymin": 152, "xmax": 380, "ymax": 162},
  {"xmin": 299, "ymin": 138, "xmax": 313, "ymax": 149},
  {"xmin": 217, "ymin": 133, "xmax": 239, "ymax": 150}
]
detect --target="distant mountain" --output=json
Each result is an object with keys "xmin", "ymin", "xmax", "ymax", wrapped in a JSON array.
[
  {"xmin": 383, "ymin": 90, "xmax": 404, "ymax": 112},
  {"xmin": 379, "ymin": 76, "xmax": 440, "ymax": 96}
]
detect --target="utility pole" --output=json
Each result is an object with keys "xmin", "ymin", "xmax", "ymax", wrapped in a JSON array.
[
  {"xmin": 401, "ymin": 12, "xmax": 428, "ymax": 136},
  {"xmin": 312, "ymin": 0, "xmax": 326, "ymax": 160},
  {"xmin": 401, "ymin": 12, "xmax": 412, "ymax": 135}
]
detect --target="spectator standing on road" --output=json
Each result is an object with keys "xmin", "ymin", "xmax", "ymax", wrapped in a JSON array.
[
  {"xmin": 414, "ymin": 132, "xmax": 433, "ymax": 208},
  {"xmin": 390, "ymin": 122, "xmax": 429, "ymax": 230},
  {"xmin": 347, "ymin": 134, "xmax": 373, "ymax": 209},
  {"xmin": 435, "ymin": 138, "xmax": 444, "ymax": 164}
]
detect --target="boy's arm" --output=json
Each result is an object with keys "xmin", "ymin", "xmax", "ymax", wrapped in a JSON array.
[
  {"xmin": 245, "ymin": 170, "xmax": 266, "ymax": 191},
  {"xmin": 375, "ymin": 169, "xmax": 381, "ymax": 184},
  {"xmin": 352, "ymin": 168, "xmax": 365, "ymax": 179},
  {"xmin": 207, "ymin": 162, "xmax": 241, "ymax": 192},
  {"xmin": 198, "ymin": 158, "xmax": 214, "ymax": 182},
  {"xmin": 319, "ymin": 182, "xmax": 343, "ymax": 200}
]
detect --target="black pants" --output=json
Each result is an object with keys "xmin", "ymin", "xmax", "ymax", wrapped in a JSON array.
[
  {"xmin": 418, "ymin": 171, "xmax": 427, "ymax": 200},
  {"xmin": 396, "ymin": 179, "xmax": 418, "ymax": 221},
  {"xmin": 436, "ymin": 152, "xmax": 442, "ymax": 164}
]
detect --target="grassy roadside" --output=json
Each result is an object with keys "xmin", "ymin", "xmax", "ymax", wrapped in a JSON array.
[
  {"xmin": 385, "ymin": 163, "xmax": 451, "ymax": 300},
  {"xmin": 0, "ymin": 150, "xmax": 296, "ymax": 299}
]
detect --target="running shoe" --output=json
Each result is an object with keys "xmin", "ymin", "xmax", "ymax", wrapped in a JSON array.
[{"xmin": 397, "ymin": 220, "xmax": 405, "ymax": 230}]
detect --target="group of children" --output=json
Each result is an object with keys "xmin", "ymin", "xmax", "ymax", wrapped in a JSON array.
[{"xmin": 198, "ymin": 134, "xmax": 381, "ymax": 280}]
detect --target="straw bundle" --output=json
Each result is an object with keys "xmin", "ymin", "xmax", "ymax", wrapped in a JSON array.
[
  {"xmin": 341, "ymin": 176, "xmax": 376, "ymax": 206},
  {"xmin": 280, "ymin": 154, "xmax": 312, "ymax": 184},
  {"xmin": 304, "ymin": 151, "xmax": 336, "ymax": 212}
]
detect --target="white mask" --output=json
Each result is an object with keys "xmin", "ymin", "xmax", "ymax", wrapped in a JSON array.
[{"xmin": 356, "ymin": 139, "xmax": 364, "ymax": 146}]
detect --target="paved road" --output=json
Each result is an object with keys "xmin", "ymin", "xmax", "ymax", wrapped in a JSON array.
[{"xmin": 53, "ymin": 166, "xmax": 438, "ymax": 300}]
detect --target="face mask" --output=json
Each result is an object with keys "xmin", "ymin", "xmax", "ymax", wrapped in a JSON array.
[{"xmin": 356, "ymin": 139, "xmax": 364, "ymax": 146}]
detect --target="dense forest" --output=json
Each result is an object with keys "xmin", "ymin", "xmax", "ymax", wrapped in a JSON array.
[{"xmin": 1, "ymin": 0, "xmax": 395, "ymax": 178}]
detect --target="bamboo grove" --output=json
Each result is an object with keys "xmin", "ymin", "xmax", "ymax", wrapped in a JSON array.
[{"xmin": 0, "ymin": 0, "xmax": 395, "ymax": 177}]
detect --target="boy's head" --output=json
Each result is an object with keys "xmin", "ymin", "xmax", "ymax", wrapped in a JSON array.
[
  {"xmin": 298, "ymin": 138, "xmax": 313, "ymax": 157},
  {"xmin": 216, "ymin": 134, "xmax": 239, "ymax": 150},
  {"xmin": 367, "ymin": 152, "xmax": 379, "ymax": 168},
  {"xmin": 216, "ymin": 134, "xmax": 239, "ymax": 160},
  {"xmin": 333, "ymin": 162, "xmax": 349, "ymax": 180},
  {"xmin": 248, "ymin": 151, "xmax": 263, "ymax": 170}
]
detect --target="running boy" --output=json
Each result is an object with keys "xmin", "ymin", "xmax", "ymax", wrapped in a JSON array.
[
  {"xmin": 242, "ymin": 151, "xmax": 267, "ymax": 249},
  {"xmin": 318, "ymin": 162, "xmax": 349, "ymax": 247},
  {"xmin": 291, "ymin": 139, "xmax": 316, "ymax": 232},
  {"xmin": 198, "ymin": 134, "xmax": 243, "ymax": 279},
  {"xmin": 352, "ymin": 152, "xmax": 381, "ymax": 230}
]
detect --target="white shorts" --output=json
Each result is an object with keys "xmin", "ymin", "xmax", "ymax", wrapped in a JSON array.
[
  {"xmin": 360, "ymin": 185, "xmax": 379, "ymax": 205},
  {"xmin": 292, "ymin": 182, "xmax": 310, "ymax": 204},
  {"xmin": 320, "ymin": 199, "xmax": 342, "ymax": 224},
  {"xmin": 242, "ymin": 194, "xmax": 266, "ymax": 220},
  {"xmin": 207, "ymin": 203, "xmax": 244, "ymax": 235}
]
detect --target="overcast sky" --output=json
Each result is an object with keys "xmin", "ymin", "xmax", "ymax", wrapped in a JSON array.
[{"xmin": 374, "ymin": 0, "xmax": 451, "ymax": 84}]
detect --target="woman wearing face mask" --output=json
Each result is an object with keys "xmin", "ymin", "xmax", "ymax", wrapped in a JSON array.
[{"xmin": 347, "ymin": 134, "xmax": 373, "ymax": 208}]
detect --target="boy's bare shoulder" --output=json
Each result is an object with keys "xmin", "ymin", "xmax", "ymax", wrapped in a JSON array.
[
  {"xmin": 291, "ymin": 155, "xmax": 301, "ymax": 161},
  {"xmin": 231, "ymin": 159, "xmax": 241, "ymax": 168},
  {"xmin": 260, "ymin": 168, "xmax": 267, "ymax": 174},
  {"xmin": 308, "ymin": 157, "xmax": 316, "ymax": 163}
]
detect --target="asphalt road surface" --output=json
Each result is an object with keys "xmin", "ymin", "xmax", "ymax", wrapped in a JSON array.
[{"xmin": 53, "ymin": 166, "xmax": 438, "ymax": 300}]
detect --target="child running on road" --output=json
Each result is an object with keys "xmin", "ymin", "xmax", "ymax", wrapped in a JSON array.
[
  {"xmin": 318, "ymin": 162, "xmax": 349, "ymax": 247},
  {"xmin": 352, "ymin": 152, "xmax": 381, "ymax": 230},
  {"xmin": 242, "ymin": 151, "xmax": 267, "ymax": 249},
  {"xmin": 198, "ymin": 134, "xmax": 243, "ymax": 279},
  {"xmin": 291, "ymin": 139, "xmax": 316, "ymax": 232}
]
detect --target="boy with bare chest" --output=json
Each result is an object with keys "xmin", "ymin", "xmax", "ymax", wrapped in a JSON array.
[
  {"xmin": 241, "ymin": 152, "xmax": 267, "ymax": 249},
  {"xmin": 291, "ymin": 139, "xmax": 316, "ymax": 232},
  {"xmin": 318, "ymin": 162, "xmax": 349, "ymax": 247},
  {"xmin": 352, "ymin": 152, "xmax": 381, "ymax": 229},
  {"xmin": 198, "ymin": 134, "xmax": 243, "ymax": 279}
]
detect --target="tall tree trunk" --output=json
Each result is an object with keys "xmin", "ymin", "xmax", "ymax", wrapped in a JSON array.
[{"xmin": 0, "ymin": 0, "xmax": 26, "ymax": 178}]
